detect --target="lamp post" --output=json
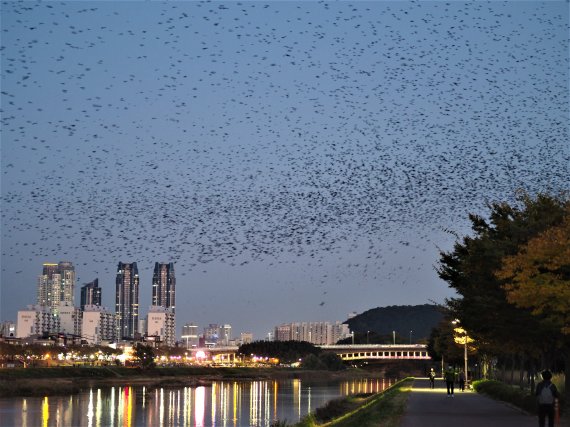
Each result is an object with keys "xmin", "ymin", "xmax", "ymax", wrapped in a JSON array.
[
  {"xmin": 452, "ymin": 320, "xmax": 470, "ymax": 389},
  {"xmin": 409, "ymin": 330, "xmax": 413, "ymax": 345},
  {"xmin": 367, "ymin": 330, "xmax": 370, "ymax": 344},
  {"xmin": 392, "ymin": 330, "xmax": 395, "ymax": 345}
]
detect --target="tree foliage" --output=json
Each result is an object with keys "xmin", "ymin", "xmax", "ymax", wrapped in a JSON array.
[
  {"xmin": 238, "ymin": 340, "xmax": 321, "ymax": 363},
  {"xmin": 437, "ymin": 193, "xmax": 569, "ymax": 357},
  {"xmin": 133, "ymin": 344, "xmax": 156, "ymax": 369},
  {"xmin": 497, "ymin": 210, "xmax": 570, "ymax": 335}
]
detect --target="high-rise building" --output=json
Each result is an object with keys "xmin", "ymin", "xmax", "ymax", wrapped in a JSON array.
[
  {"xmin": 37, "ymin": 262, "xmax": 76, "ymax": 313},
  {"xmin": 115, "ymin": 262, "xmax": 139, "ymax": 340},
  {"xmin": 274, "ymin": 321, "xmax": 351, "ymax": 345},
  {"xmin": 80, "ymin": 279, "xmax": 101, "ymax": 311},
  {"xmin": 240, "ymin": 332, "xmax": 253, "ymax": 345},
  {"xmin": 181, "ymin": 323, "xmax": 200, "ymax": 348},
  {"xmin": 152, "ymin": 262, "xmax": 176, "ymax": 312},
  {"xmin": 220, "ymin": 324, "xmax": 232, "ymax": 346}
]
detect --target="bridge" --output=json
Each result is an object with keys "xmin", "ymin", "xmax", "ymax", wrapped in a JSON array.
[
  {"xmin": 191, "ymin": 344, "xmax": 430, "ymax": 363},
  {"xmin": 320, "ymin": 344, "xmax": 430, "ymax": 361}
]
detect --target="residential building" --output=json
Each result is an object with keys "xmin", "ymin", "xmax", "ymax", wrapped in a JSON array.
[
  {"xmin": 16, "ymin": 305, "xmax": 56, "ymax": 338},
  {"xmin": 115, "ymin": 262, "xmax": 140, "ymax": 340},
  {"xmin": 57, "ymin": 302, "xmax": 82, "ymax": 336},
  {"xmin": 147, "ymin": 306, "xmax": 175, "ymax": 347},
  {"xmin": 152, "ymin": 262, "xmax": 175, "ymax": 312},
  {"xmin": 274, "ymin": 321, "xmax": 351, "ymax": 345},
  {"xmin": 80, "ymin": 279, "xmax": 101, "ymax": 311},
  {"xmin": 37, "ymin": 262, "xmax": 76, "ymax": 314},
  {"xmin": 82, "ymin": 305, "xmax": 115, "ymax": 345}
]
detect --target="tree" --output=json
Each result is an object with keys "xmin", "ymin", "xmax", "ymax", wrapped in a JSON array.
[
  {"xmin": 496, "ymin": 208, "xmax": 570, "ymax": 404},
  {"xmin": 133, "ymin": 344, "xmax": 156, "ymax": 369},
  {"xmin": 438, "ymin": 193, "xmax": 568, "ymax": 359},
  {"xmin": 238, "ymin": 340, "xmax": 321, "ymax": 364},
  {"xmin": 497, "ymin": 211, "xmax": 570, "ymax": 335}
]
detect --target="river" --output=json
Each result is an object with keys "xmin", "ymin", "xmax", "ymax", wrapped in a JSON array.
[{"xmin": 0, "ymin": 377, "xmax": 395, "ymax": 426}]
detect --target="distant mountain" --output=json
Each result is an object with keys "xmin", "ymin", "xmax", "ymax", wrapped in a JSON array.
[{"xmin": 344, "ymin": 304, "xmax": 444, "ymax": 342}]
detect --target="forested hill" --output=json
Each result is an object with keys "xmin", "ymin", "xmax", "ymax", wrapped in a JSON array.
[{"xmin": 344, "ymin": 304, "xmax": 443, "ymax": 342}]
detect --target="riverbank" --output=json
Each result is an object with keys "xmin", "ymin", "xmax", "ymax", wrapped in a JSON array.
[
  {"xmin": 292, "ymin": 377, "xmax": 413, "ymax": 427},
  {"xmin": 0, "ymin": 366, "xmax": 386, "ymax": 397}
]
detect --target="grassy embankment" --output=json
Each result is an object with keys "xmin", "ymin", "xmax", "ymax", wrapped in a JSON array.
[
  {"xmin": 0, "ymin": 366, "xmax": 382, "ymax": 398},
  {"xmin": 288, "ymin": 377, "xmax": 412, "ymax": 427}
]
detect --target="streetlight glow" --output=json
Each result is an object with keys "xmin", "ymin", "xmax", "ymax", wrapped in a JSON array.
[{"xmin": 452, "ymin": 319, "xmax": 473, "ymax": 389}]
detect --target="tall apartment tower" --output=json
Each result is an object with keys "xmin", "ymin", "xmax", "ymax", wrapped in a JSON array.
[
  {"xmin": 115, "ymin": 262, "xmax": 139, "ymax": 340},
  {"xmin": 151, "ymin": 262, "xmax": 176, "ymax": 312},
  {"xmin": 37, "ymin": 262, "xmax": 75, "ymax": 313},
  {"xmin": 80, "ymin": 279, "xmax": 102, "ymax": 311}
]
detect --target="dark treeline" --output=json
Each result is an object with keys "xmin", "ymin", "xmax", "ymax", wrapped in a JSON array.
[{"xmin": 238, "ymin": 340, "xmax": 321, "ymax": 363}]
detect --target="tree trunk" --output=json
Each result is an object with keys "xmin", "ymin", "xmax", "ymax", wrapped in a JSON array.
[
  {"xmin": 519, "ymin": 353, "xmax": 525, "ymax": 389},
  {"xmin": 510, "ymin": 353, "xmax": 515, "ymax": 385}
]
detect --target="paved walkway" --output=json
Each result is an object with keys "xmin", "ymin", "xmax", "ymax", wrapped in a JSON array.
[{"xmin": 400, "ymin": 378, "xmax": 537, "ymax": 427}]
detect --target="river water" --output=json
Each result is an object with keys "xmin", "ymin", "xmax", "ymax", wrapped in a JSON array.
[{"xmin": 0, "ymin": 377, "xmax": 394, "ymax": 426}]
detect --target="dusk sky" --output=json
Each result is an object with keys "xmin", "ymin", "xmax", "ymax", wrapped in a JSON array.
[{"xmin": 1, "ymin": 1, "xmax": 568, "ymax": 340}]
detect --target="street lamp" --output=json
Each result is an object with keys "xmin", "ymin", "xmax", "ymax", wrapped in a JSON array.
[
  {"xmin": 409, "ymin": 330, "xmax": 413, "ymax": 345},
  {"xmin": 367, "ymin": 330, "xmax": 370, "ymax": 344},
  {"xmin": 452, "ymin": 319, "xmax": 472, "ymax": 389}
]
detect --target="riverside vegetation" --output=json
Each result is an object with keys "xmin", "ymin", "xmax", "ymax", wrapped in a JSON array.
[{"xmin": 271, "ymin": 378, "xmax": 412, "ymax": 427}]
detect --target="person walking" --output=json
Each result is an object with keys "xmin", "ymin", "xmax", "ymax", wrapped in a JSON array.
[
  {"xmin": 444, "ymin": 365, "xmax": 455, "ymax": 397},
  {"xmin": 535, "ymin": 370, "xmax": 559, "ymax": 427},
  {"xmin": 429, "ymin": 367, "xmax": 436, "ymax": 389},
  {"xmin": 458, "ymin": 370, "xmax": 466, "ymax": 392}
]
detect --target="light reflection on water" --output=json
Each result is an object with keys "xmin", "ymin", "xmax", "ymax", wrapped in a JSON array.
[{"xmin": 0, "ymin": 378, "xmax": 393, "ymax": 427}]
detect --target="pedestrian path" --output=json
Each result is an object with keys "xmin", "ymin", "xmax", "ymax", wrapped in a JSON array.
[{"xmin": 399, "ymin": 378, "xmax": 536, "ymax": 427}]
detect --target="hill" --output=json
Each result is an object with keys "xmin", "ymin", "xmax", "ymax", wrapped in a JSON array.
[{"xmin": 344, "ymin": 304, "xmax": 443, "ymax": 343}]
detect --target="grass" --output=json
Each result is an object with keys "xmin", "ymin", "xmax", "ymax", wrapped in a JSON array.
[{"xmin": 291, "ymin": 378, "xmax": 413, "ymax": 427}]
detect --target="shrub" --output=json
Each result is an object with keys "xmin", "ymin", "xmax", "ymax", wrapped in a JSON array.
[{"xmin": 472, "ymin": 379, "xmax": 537, "ymax": 413}]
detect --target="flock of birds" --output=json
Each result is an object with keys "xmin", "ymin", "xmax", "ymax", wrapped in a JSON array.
[{"xmin": 1, "ymin": 1, "xmax": 567, "ymax": 323}]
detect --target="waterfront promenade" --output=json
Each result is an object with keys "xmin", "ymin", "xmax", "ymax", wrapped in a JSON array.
[{"xmin": 400, "ymin": 378, "xmax": 537, "ymax": 427}]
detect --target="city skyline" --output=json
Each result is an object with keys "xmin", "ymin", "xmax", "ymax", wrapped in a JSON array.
[{"xmin": 1, "ymin": 1, "xmax": 567, "ymax": 340}]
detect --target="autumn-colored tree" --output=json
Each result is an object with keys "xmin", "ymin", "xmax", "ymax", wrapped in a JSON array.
[
  {"xmin": 497, "ymin": 209, "xmax": 570, "ymax": 402},
  {"xmin": 438, "ymin": 193, "xmax": 568, "ymax": 359},
  {"xmin": 497, "ymin": 211, "xmax": 570, "ymax": 335}
]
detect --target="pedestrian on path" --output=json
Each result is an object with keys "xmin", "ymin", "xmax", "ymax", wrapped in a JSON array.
[
  {"xmin": 458, "ymin": 370, "xmax": 466, "ymax": 392},
  {"xmin": 444, "ymin": 365, "xmax": 455, "ymax": 397},
  {"xmin": 535, "ymin": 370, "xmax": 559, "ymax": 427},
  {"xmin": 429, "ymin": 367, "xmax": 436, "ymax": 389}
]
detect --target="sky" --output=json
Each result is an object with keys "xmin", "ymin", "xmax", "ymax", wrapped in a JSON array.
[{"xmin": 1, "ymin": 0, "xmax": 568, "ymax": 341}]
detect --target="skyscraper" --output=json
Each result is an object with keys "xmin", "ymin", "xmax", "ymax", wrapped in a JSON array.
[
  {"xmin": 58, "ymin": 261, "xmax": 75, "ymax": 306},
  {"xmin": 37, "ymin": 262, "xmax": 76, "ymax": 313},
  {"xmin": 80, "ymin": 279, "xmax": 102, "ymax": 311},
  {"xmin": 115, "ymin": 262, "xmax": 139, "ymax": 340},
  {"xmin": 151, "ymin": 262, "xmax": 176, "ymax": 312}
]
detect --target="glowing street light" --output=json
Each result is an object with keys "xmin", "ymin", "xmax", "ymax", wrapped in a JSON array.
[{"xmin": 452, "ymin": 319, "xmax": 473, "ymax": 388}]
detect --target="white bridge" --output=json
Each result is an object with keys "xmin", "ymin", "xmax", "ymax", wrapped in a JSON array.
[
  {"xmin": 196, "ymin": 344, "xmax": 430, "ymax": 362},
  {"xmin": 320, "ymin": 344, "xmax": 430, "ymax": 361}
]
